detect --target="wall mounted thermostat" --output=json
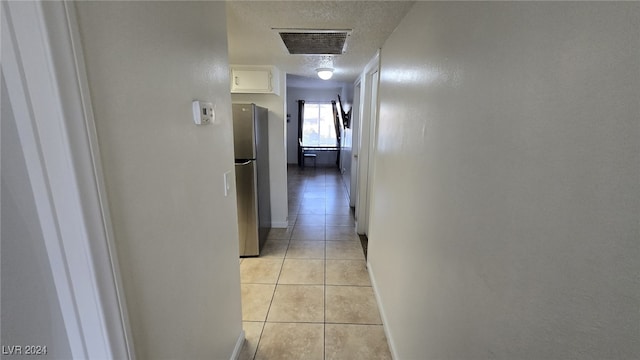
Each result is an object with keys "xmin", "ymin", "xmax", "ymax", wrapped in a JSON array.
[{"xmin": 192, "ymin": 101, "xmax": 214, "ymax": 125}]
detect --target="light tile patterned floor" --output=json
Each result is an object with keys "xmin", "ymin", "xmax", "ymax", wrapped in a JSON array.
[{"xmin": 238, "ymin": 167, "xmax": 392, "ymax": 360}]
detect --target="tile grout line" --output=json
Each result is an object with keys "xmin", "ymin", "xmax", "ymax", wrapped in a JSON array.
[
  {"xmin": 323, "ymin": 174, "xmax": 328, "ymax": 360},
  {"xmin": 249, "ymin": 322, "xmax": 266, "ymax": 360},
  {"xmin": 263, "ymin": 168, "xmax": 379, "ymax": 359},
  {"xmin": 249, "ymin": 176, "xmax": 301, "ymax": 360},
  {"xmin": 249, "ymin": 266, "xmax": 280, "ymax": 358},
  {"xmin": 252, "ymin": 240, "xmax": 289, "ymax": 359}
]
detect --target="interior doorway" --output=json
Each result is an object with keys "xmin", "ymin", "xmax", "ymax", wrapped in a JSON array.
[
  {"xmin": 355, "ymin": 52, "xmax": 380, "ymax": 236},
  {"xmin": 349, "ymin": 82, "xmax": 362, "ymax": 208}
]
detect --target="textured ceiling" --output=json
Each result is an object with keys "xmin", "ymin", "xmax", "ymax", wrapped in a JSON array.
[{"xmin": 226, "ymin": 1, "xmax": 415, "ymax": 84}]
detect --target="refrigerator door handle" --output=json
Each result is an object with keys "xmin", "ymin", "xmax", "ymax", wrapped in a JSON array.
[{"xmin": 236, "ymin": 160, "xmax": 252, "ymax": 166}]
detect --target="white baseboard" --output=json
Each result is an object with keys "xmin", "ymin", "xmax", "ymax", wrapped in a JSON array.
[
  {"xmin": 271, "ymin": 221, "xmax": 288, "ymax": 228},
  {"xmin": 230, "ymin": 330, "xmax": 245, "ymax": 360},
  {"xmin": 367, "ymin": 262, "xmax": 399, "ymax": 360}
]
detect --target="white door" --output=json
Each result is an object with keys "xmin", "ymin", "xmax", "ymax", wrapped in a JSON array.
[
  {"xmin": 362, "ymin": 69, "xmax": 380, "ymax": 235},
  {"xmin": 362, "ymin": 69, "xmax": 378, "ymax": 235},
  {"xmin": 349, "ymin": 82, "xmax": 361, "ymax": 207},
  {"xmin": 355, "ymin": 53, "xmax": 380, "ymax": 235}
]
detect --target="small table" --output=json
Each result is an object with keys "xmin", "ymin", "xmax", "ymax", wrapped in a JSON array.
[{"xmin": 299, "ymin": 141, "xmax": 338, "ymax": 169}]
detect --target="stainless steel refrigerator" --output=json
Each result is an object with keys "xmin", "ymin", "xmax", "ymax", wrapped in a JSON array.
[{"xmin": 233, "ymin": 104, "xmax": 271, "ymax": 257}]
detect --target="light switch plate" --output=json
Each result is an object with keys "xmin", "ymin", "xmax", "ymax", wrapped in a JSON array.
[{"xmin": 192, "ymin": 100, "xmax": 214, "ymax": 125}]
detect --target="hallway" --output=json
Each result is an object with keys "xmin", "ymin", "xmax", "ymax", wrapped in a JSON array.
[{"xmin": 238, "ymin": 166, "xmax": 391, "ymax": 360}]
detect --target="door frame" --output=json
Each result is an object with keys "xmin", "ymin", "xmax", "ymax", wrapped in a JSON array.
[
  {"xmin": 2, "ymin": 1, "xmax": 134, "ymax": 358},
  {"xmin": 355, "ymin": 51, "xmax": 381, "ymax": 235},
  {"xmin": 349, "ymin": 81, "xmax": 362, "ymax": 207}
]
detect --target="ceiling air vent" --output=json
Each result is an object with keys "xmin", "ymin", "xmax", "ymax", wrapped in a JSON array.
[{"xmin": 276, "ymin": 29, "xmax": 351, "ymax": 55}]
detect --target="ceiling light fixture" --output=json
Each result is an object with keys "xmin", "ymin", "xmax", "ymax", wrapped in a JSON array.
[{"xmin": 317, "ymin": 68, "xmax": 334, "ymax": 80}]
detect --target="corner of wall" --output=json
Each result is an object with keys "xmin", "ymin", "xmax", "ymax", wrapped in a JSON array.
[
  {"xmin": 229, "ymin": 330, "xmax": 246, "ymax": 360},
  {"xmin": 367, "ymin": 261, "xmax": 399, "ymax": 360}
]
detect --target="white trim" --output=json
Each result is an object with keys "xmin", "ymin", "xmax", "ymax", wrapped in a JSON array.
[
  {"xmin": 272, "ymin": 221, "xmax": 289, "ymax": 228},
  {"xmin": 60, "ymin": 2, "xmax": 136, "ymax": 358},
  {"xmin": 2, "ymin": 1, "xmax": 133, "ymax": 358},
  {"xmin": 367, "ymin": 262, "xmax": 399, "ymax": 360},
  {"xmin": 364, "ymin": 66, "xmax": 380, "ymax": 236},
  {"xmin": 349, "ymin": 80, "xmax": 362, "ymax": 208},
  {"xmin": 229, "ymin": 330, "xmax": 246, "ymax": 360},
  {"xmin": 355, "ymin": 50, "xmax": 381, "ymax": 235}
]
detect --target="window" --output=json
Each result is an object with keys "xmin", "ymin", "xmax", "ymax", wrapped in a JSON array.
[{"xmin": 302, "ymin": 102, "xmax": 337, "ymax": 147}]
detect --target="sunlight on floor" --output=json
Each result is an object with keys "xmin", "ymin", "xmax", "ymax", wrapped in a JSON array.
[{"xmin": 238, "ymin": 167, "xmax": 391, "ymax": 360}]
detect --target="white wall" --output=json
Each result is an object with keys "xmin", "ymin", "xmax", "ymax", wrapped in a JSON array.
[
  {"xmin": 231, "ymin": 71, "xmax": 288, "ymax": 227},
  {"xmin": 340, "ymin": 82, "xmax": 354, "ymax": 108},
  {"xmin": 75, "ymin": 2, "xmax": 242, "ymax": 359},
  {"xmin": 1, "ymin": 75, "xmax": 72, "ymax": 360},
  {"xmin": 369, "ymin": 2, "xmax": 640, "ymax": 359},
  {"xmin": 287, "ymin": 86, "xmax": 343, "ymax": 166}
]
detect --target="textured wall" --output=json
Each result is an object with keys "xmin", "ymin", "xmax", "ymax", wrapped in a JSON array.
[
  {"xmin": 75, "ymin": 2, "xmax": 242, "ymax": 358},
  {"xmin": 369, "ymin": 2, "xmax": 640, "ymax": 359}
]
